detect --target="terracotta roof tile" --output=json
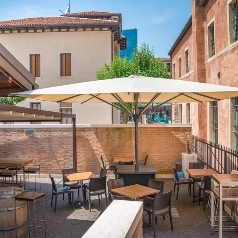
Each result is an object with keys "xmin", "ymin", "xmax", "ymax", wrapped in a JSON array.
[
  {"xmin": 67, "ymin": 11, "xmax": 120, "ymax": 17},
  {"xmin": 0, "ymin": 16, "xmax": 116, "ymax": 27}
]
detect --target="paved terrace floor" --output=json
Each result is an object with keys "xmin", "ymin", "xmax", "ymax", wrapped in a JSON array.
[{"xmin": 14, "ymin": 175, "xmax": 238, "ymax": 238}]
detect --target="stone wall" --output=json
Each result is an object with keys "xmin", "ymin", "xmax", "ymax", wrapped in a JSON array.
[{"xmin": 0, "ymin": 124, "xmax": 191, "ymax": 175}]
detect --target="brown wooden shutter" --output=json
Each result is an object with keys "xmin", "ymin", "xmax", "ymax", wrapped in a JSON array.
[
  {"xmin": 35, "ymin": 54, "xmax": 40, "ymax": 77},
  {"xmin": 65, "ymin": 53, "xmax": 71, "ymax": 76},
  {"xmin": 60, "ymin": 54, "xmax": 66, "ymax": 76},
  {"xmin": 30, "ymin": 54, "xmax": 36, "ymax": 76}
]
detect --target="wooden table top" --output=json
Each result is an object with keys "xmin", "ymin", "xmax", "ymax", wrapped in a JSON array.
[
  {"xmin": 0, "ymin": 158, "xmax": 33, "ymax": 167},
  {"xmin": 66, "ymin": 172, "xmax": 98, "ymax": 182},
  {"xmin": 113, "ymin": 157, "xmax": 135, "ymax": 163},
  {"xmin": 186, "ymin": 168, "xmax": 218, "ymax": 177},
  {"xmin": 111, "ymin": 184, "xmax": 160, "ymax": 200},
  {"xmin": 211, "ymin": 174, "xmax": 238, "ymax": 185}
]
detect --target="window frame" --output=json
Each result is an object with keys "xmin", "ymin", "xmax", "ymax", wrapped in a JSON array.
[
  {"xmin": 207, "ymin": 20, "xmax": 216, "ymax": 58},
  {"xmin": 228, "ymin": 0, "xmax": 238, "ymax": 44},
  {"xmin": 30, "ymin": 102, "xmax": 41, "ymax": 124},
  {"xmin": 58, "ymin": 52, "xmax": 73, "ymax": 77},
  {"xmin": 178, "ymin": 56, "xmax": 181, "ymax": 78},
  {"xmin": 185, "ymin": 48, "xmax": 189, "ymax": 73},
  {"xmin": 59, "ymin": 103, "xmax": 73, "ymax": 124},
  {"xmin": 173, "ymin": 62, "xmax": 176, "ymax": 79},
  {"xmin": 28, "ymin": 53, "xmax": 42, "ymax": 77}
]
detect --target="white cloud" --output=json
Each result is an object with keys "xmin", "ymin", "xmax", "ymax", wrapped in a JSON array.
[{"xmin": 150, "ymin": 11, "xmax": 174, "ymax": 25}]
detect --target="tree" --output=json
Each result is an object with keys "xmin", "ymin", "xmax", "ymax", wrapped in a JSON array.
[
  {"xmin": 96, "ymin": 43, "xmax": 171, "ymax": 122},
  {"xmin": 0, "ymin": 97, "xmax": 25, "ymax": 106}
]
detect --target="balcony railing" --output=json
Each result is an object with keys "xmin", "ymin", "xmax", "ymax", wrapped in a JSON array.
[{"xmin": 192, "ymin": 136, "xmax": 238, "ymax": 174}]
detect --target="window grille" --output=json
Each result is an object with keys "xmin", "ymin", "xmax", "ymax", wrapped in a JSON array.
[
  {"xmin": 233, "ymin": 0, "xmax": 238, "ymax": 41},
  {"xmin": 210, "ymin": 25, "xmax": 215, "ymax": 56},
  {"xmin": 211, "ymin": 101, "xmax": 218, "ymax": 144},
  {"xmin": 234, "ymin": 97, "xmax": 238, "ymax": 150}
]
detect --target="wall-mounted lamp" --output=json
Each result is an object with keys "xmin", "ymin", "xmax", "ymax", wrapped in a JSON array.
[{"xmin": 217, "ymin": 72, "xmax": 220, "ymax": 79}]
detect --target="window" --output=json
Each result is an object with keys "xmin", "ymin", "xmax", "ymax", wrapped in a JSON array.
[
  {"xmin": 60, "ymin": 102, "xmax": 72, "ymax": 124},
  {"xmin": 178, "ymin": 104, "xmax": 182, "ymax": 123},
  {"xmin": 178, "ymin": 57, "xmax": 181, "ymax": 78},
  {"xmin": 186, "ymin": 103, "xmax": 190, "ymax": 124},
  {"xmin": 229, "ymin": 0, "xmax": 238, "ymax": 44},
  {"xmin": 185, "ymin": 49, "xmax": 189, "ymax": 73},
  {"xmin": 60, "ymin": 53, "xmax": 71, "ymax": 76},
  {"xmin": 173, "ymin": 63, "xmax": 176, "ymax": 79},
  {"xmin": 211, "ymin": 101, "xmax": 218, "ymax": 144},
  {"xmin": 208, "ymin": 22, "xmax": 215, "ymax": 58},
  {"xmin": 29, "ymin": 54, "xmax": 40, "ymax": 77},
  {"xmin": 30, "ymin": 102, "xmax": 41, "ymax": 124}
]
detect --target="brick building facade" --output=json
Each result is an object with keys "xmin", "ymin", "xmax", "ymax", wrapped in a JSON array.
[
  {"xmin": 169, "ymin": 0, "xmax": 238, "ymax": 150},
  {"xmin": 0, "ymin": 125, "xmax": 191, "ymax": 175}
]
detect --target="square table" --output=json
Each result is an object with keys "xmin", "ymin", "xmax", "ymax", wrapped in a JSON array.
[
  {"xmin": 210, "ymin": 174, "xmax": 238, "ymax": 237},
  {"xmin": 66, "ymin": 172, "xmax": 98, "ymax": 204},
  {"xmin": 111, "ymin": 184, "xmax": 160, "ymax": 200},
  {"xmin": 113, "ymin": 157, "xmax": 135, "ymax": 163},
  {"xmin": 186, "ymin": 168, "xmax": 218, "ymax": 177},
  {"xmin": 0, "ymin": 158, "xmax": 34, "ymax": 184}
]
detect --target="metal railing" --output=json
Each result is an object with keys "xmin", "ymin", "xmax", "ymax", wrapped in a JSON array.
[{"xmin": 192, "ymin": 136, "xmax": 238, "ymax": 174}]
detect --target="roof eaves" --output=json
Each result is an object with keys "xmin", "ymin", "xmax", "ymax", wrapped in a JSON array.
[{"xmin": 168, "ymin": 16, "xmax": 192, "ymax": 56}]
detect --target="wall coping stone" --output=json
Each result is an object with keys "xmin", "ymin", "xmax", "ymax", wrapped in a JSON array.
[
  {"xmin": 0, "ymin": 124, "xmax": 192, "ymax": 129},
  {"xmin": 82, "ymin": 200, "xmax": 143, "ymax": 238}
]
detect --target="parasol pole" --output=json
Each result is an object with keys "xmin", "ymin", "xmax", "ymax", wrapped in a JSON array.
[{"xmin": 134, "ymin": 93, "xmax": 139, "ymax": 171}]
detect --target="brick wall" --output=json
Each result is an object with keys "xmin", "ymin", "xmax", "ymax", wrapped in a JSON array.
[{"xmin": 0, "ymin": 125, "xmax": 191, "ymax": 174}]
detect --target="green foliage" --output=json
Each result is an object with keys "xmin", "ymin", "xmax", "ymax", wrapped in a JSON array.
[
  {"xmin": 96, "ymin": 43, "xmax": 170, "ymax": 80},
  {"xmin": 0, "ymin": 97, "xmax": 25, "ymax": 106},
  {"xmin": 96, "ymin": 43, "xmax": 170, "ymax": 122}
]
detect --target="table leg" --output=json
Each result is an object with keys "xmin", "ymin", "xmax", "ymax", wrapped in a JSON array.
[
  {"xmin": 219, "ymin": 186, "xmax": 222, "ymax": 238},
  {"xmin": 211, "ymin": 190, "xmax": 215, "ymax": 235}
]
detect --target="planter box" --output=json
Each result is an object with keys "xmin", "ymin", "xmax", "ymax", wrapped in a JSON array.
[{"xmin": 182, "ymin": 153, "xmax": 197, "ymax": 178}]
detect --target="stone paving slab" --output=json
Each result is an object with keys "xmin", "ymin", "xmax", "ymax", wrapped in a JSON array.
[{"xmin": 8, "ymin": 174, "xmax": 238, "ymax": 238}]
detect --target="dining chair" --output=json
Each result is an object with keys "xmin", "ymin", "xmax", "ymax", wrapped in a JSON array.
[
  {"xmin": 49, "ymin": 175, "xmax": 74, "ymax": 212},
  {"xmin": 189, "ymin": 162, "xmax": 203, "ymax": 199},
  {"xmin": 62, "ymin": 168, "xmax": 81, "ymax": 197},
  {"xmin": 198, "ymin": 176, "xmax": 212, "ymax": 211},
  {"xmin": 143, "ymin": 178, "xmax": 164, "ymax": 206},
  {"xmin": 83, "ymin": 176, "xmax": 107, "ymax": 212},
  {"xmin": 107, "ymin": 178, "xmax": 125, "ymax": 203},
  {"xmin": 118, "ymin": 161, "xmax": 134, "ymax": 165},
  {"xmin": 100, "ymin": 155, "xmax": 117, "ymax": 178},
  {"xmin": 173, "ymin": 167, "xmax": 193, "ymax": 200},
  {"xmin": 144, "ymin": 191, "xmax": 173, "ymax": 237}
]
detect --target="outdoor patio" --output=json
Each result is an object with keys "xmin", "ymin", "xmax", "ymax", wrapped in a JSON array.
[{"xmin": 21, "ymin": 175, "xmax": 238, "ymax": 238}]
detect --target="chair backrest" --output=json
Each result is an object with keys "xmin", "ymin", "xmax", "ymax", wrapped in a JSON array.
[
  {"xmin": 173, "ymin": 167, "xmax": 179, "ymax": 182},
  {"xmin": 144, "ymin": 155, "xmax": 148, "ymax": 165},
  {"xmin": 119, "ymin": 161, "xmax": 134, "ymax": 165},
  {"xmin": 153, "ymin": 190, "xmax": 172, "ymax": 211},
  {"xmin": 99, "ymin": 168, "xmax": 107, "ymax": 177},
  {"xmin": 100, "ymin": 156, "xmax": 105, "ymax": 169},
  {"xmin": 62, "ymin": 168, "xmax": 77, "ymax": 184},
  {"xmin": 49, "ymin": 174, "xmax": 57, "ymax": 193},
  {"xmin": 89, "ymin": 176, "xmax": 106, "ymax": 192},
  {"xmin": 202, "ymin": 176, "xmax": 211, "ymax": 191},
  {"xmin": 107, "ymin": 178, "xmax": 124, "ymax": 192},
  {"xmin": 147, "ymin": 178, "xmax": 164, "ymax": 193},
  {"xmin": 189, "ymin": 162, "xmax": 198, "ymax": 169}
]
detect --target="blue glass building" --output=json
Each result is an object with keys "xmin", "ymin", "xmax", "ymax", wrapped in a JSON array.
[{"xmin": 120, "ymin": 29, "xmax": 137, "ymax": 60}]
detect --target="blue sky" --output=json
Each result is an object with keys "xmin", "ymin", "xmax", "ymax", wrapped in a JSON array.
[{"xmin": 1, "ymin": 0, "xmax": 192, "ymax": 58}]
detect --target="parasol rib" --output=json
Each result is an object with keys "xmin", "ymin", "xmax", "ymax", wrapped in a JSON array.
[
  {"xmin": 57, "ymin": 94, "xmax": 82, "ymax": 103},
  {"xmin": 181, "ymin": 93, "xmax": 203, "ymax": 102},
  {"xmin": 138, "ymin": 93, "xmax": 161, "ymax": 117},
  {"xmin": 112, "ymin": 93, "xmax": 133, "ymax": 115},
  {"xmin": 192, "ymin": 92, "xmax": 220, "ymax": 101}
]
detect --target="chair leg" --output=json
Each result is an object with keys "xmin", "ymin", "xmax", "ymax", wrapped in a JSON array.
[
  {"xmin": 89, "ymin": 195, "xmax": 91, "ymax": 212},
  {"xmin": 54, "ymin": 195, "xmax": 57, "ymax": 212},
  {"xmin": 203, "ymin": 191, "xmax": 206, "ymax": 211},
  {"xmin": 105, "ymin": 192, "xmax": 108, "ymax": 205},
  {"xmin": 78, "ymin": 188, "xmax": 80, "ymax": 197},
  {"xmin": 51, "ymin": 193, "xmax": 53, "ymax": 207},
  {"xmin": 98, "ymin": 195, "xmax": 100, "ymax": 204},
  {"xmin": 152, "ymin": 214, "xmax": 156, "ymax": 238},
  {"xmin": 173, "ymin": 182, "xmax": 176, "ymax": 195},
  {"xmin": 169, "ymin": 212, "xmax": 173, "ymax": 231},
  {"xmin": 71, "ymin": 192, "xmax": 74, "ymax": 209},
  {"xmin": 176, "ymin": 185, "xmax": 179, "ymax": 200},
  {"xmin": 199, "ymin": 187, "xmax": 201, "ymax": 205},
  {"xmin": 189, "ymin": 184, "xmax": 191, "ymax": 195},
  {"xmin": 149, "ymin": 214, "xmax": 151, "ymax": 225}
]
